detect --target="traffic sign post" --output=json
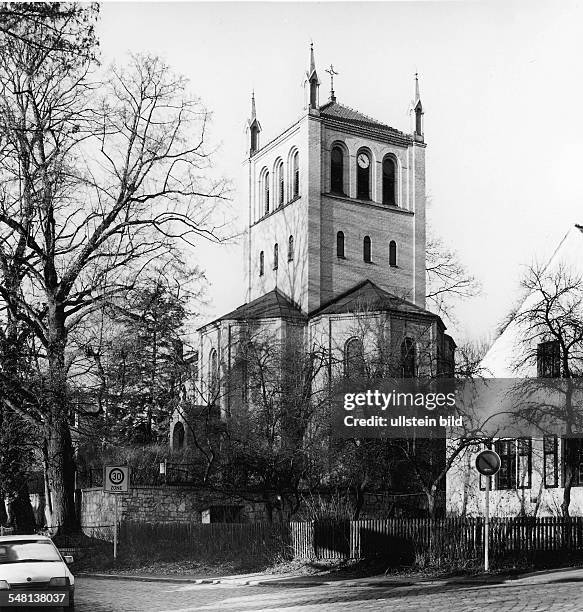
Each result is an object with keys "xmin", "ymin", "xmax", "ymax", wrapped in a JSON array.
[
  {"xmin": 474, "ymin": 450, "xmax": 501, "ymax": 572},
  {"xmin": 103, "ymin": 466, "xmax": 130, "ymax": 561}
]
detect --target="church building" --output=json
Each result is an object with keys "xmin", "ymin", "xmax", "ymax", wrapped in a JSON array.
[{"xmin": 171, "ymin": 46, "xmax": 455, "ymax": 483}]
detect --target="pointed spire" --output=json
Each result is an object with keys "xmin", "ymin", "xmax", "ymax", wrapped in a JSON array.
[
  {"xmin": 250, "ymin": 89, "xmax": 256, "ymax": 121},
  {"xmin": 412, "ymin": 72, "xmax": 424, "ymax": 142},
  {"xmin": 306, "ymin": 41, "xmax": 319, "ymax": 82},
  {"xmin": 305, "ymin": 41, "xmax": 320, "ymax": 110},
  {"xmin": 247, "ymin": 90, "xmax": 261, "ymax": 156}
]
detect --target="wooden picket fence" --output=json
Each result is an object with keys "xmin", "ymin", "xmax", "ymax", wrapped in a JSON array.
[
  {"xmin": 115, "ymin": 517, "xmax": 583, "ymax": 563},
  {"xmin": 291, "ymin": 517, "xmax": 583, "ymax": 560}
]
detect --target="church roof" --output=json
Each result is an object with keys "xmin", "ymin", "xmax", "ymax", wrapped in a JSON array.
[
  {"xmin": 319, "ymin": 101, "xmax": 409, "ymax": 142},
  {"xmin": 310, "ymin": 280, "xmax": 442, "ymax": 322},
  {"xmin": 203, "ymin": 289, "xmax": 305, "ymax": 328}
]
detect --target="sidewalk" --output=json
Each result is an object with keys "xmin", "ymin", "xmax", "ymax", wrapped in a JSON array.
[{"xmin": 79, "ymin": 565, "xmax": 583, "ymax": 589}]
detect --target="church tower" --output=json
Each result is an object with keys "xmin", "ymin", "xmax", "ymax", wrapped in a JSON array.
[{"xmin": 243, "ymin": 46, "xmax": 427, "ymax": 314}]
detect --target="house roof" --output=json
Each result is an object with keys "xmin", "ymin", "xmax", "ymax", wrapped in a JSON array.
[
  {"xmin": 200, "ymin": 289, "xmax": 305, "ymax": 329},
  {"xmin": 319, "ymin": 101, "xmax": 409, "ymax": 141},
  {"xmin": 481, "ymin": 223, "xmax": 583, "ymax": 377},
  {"xmin": 310, "ymin": 280, "xmax": 442, "ymax": 322}
]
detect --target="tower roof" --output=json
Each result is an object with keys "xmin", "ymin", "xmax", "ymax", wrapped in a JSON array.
[{"xmin": 319, "ymin": 100, "xmax": 409, "ymax": 143}]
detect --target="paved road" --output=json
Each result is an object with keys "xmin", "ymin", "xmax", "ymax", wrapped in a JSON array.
[{"xmin": 71, "ymin": 572, "xmax": 583, "ymax": 612}]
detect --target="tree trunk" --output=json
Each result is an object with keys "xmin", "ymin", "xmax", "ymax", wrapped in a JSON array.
[
  {"xmin": 0, "ymin": 489, "xmax": 7, "ymax": 526},
  {"xmin": 8, "ymin": 484, "xmax": 36, "ymax": 534},
  {"xmin": 45, "ymin": 417, "xmax": 77, "ymax": 533},
  {"xmin": 426, "ymin": 490, "xmax": 436, "ymax": 520},
  {"xmin": 45, "ymin": 304, "xmax": 78, "ymax": 534}
]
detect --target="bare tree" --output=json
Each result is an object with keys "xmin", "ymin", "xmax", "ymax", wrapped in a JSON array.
[
  {"xmin": 507, "ymin": 263, "xmax": 583, "ymax": 517},
  {"xmin": 426, "ymin": 231, "xmax": 480, "ymax": 321},
  {"xmin": 0, "ymin": 11, "xmax": 229, "ymax": 531},
  {"xmin": 179, "ymin": 326, "xmax": 329, "ymax": 521}
]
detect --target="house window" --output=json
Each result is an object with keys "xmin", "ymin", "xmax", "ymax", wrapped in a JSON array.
[
  {"xmin": 382, "ymin": 157, "xmax": 396, "ymax": 205},
  {"xmin": 363, "ymin": 235, "xmax": 372, "ymax": 263},
  {"xmin": 331, "ymin": 146, "xmax": 344, "ymax": 195},
  {"xmin": 292, "ymin": 151, "xmax": 299, "ymax": 198},
  {"xmin": 537, "ymin": 340, "xmax": 560, "ymax": 377},
  {"xmin": 389, "ymin": 240, "xmax": 397, "ymax": 267},
  {"xmin": 288, "ymin": 235, "xmax": 294, "ymax": 262},
  {"xmin": 356, "ymin": 150, "xmax": 371, "ymax": 200},
  {"xmin": 259, "ymin": 251, "xmax": 264, "ymax": 276},
  {"xmin": 563, "ymin": 438, "xmax": 583, "ymax": 487},
  {"xmin": 172, "ymin": 421, "xmax": 185, "ymax": 450},
  {"xmin": 344, "ymin": 337, "xmax": 365, "ymax": 379},
  {"xmin": 495, "ymin": 439, "xmax": 517, "ymax": 490},
  {"xmin": 273, "ymin": 243, "xmax": 279, "ymax": 270},
  {"xmin": 209, "ymin": 348, "xmax": 218, "ymax": 398},
  {"xmin": 275, "ymin": 160, "xmax": 284, "ymax": 207},
  {"xmin": 517, "ymin": 438, "xmax": 532, "ymax": 489},
  {"xmin": 401, "ymin": 338, "xmax": 416, "ymax": 378},
  {"xmin": 337, "ymin": 231, "xmax": 345, "ymax": 258},
  {"xmin": 263, "ymin": 170, "xmax": 270, "ymax": 215},
  {"xmin": 544, "ymin": 436, "xmax": 558, "ymax": 488}
]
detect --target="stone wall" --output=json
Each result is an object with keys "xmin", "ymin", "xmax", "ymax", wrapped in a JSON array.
[{"xmin": 81, "ymin": 486, "xmax": 268, "ymax": 537}]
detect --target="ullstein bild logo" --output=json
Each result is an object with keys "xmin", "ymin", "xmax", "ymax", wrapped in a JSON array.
[{"xmin": 332, "ymin": 378, "xmax": 583, "ymax": 439}]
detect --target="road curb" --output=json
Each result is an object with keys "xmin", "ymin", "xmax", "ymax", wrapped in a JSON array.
[
  {"xmin": 82, "ymin": 567, "xmax": 579, "ymax": 589},
  {"xmin": 77, "ymin": 572, "xmax": 326, "ymax": 586},
  {"xmin": 79, "ymin": 572, "xmax": 420, "ymax": 588}
]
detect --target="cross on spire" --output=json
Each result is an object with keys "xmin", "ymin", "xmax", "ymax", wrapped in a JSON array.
[{"xmin": 325, "ymin": 64, "xmax": 339, "ymax": 102}]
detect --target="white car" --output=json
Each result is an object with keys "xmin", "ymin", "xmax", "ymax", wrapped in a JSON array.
[{"xmin": 0, "ymin": 535, "xmax": 75, "ymax": 610}]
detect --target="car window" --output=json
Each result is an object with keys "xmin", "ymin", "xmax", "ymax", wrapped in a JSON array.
[{"xmin": 0, "ymin": 541, "xmax": 62, "ymax": 564}]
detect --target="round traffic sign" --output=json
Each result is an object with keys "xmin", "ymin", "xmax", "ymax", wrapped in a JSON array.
[
  {"xmin": 109, "ymin": 468, "xmax": 125, "ymax": 485},
  {"xmin": 475, "ymin": 449, "xmax": 501, "ymax": 476}
]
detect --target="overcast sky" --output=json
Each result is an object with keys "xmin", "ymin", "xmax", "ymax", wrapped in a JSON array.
[{"xmin": 98, "ymin": 1, "xmax": 583, "ymax": 345}]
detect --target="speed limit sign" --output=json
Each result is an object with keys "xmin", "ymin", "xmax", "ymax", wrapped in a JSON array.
[{"xmin": 104, "ymin": 466, "xmax": 130, "ymax": 493}]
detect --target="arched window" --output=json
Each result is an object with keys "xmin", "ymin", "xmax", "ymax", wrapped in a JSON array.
[
  {"xmin": 292, "ymin": 151, "xmax": 300, "ymax": 198},
  {"xmin": 275, "ymin": 160, "xmax": 284, "ymax": 207},
  {"xmin": 389, "ymin": 240, "xmax": 397, "ymax": 267},
  {"xmin": 401, "ymin": 338, "xmax": 416, "ymax": 378},
  {"xmin": 288, "ymin": 235, "xmax": 294, "ymax": 262},
  {"xmin": 337, "ymin": 231, "xmax": 345, "ymax": 258},
  {"xmin": 344, "ymin": 337, "xmax": 365, "ymax": 379},
  {"xmin": 331, "ymin": 146, "xmax": 344, "ymax": 195},
  {"xmin": 172, "ymin": 421, "xmax": 185, "ymax": 450},
  {"xmin": 263, "ymin": 170, "xmax": 270, "ymax": 215},
  {"xmin": 259, "ymin": 251, "xmax": 264, "ymax": 276},
  {"xmin": 356, "ymin": 150, "xmax": 371, "ymax": 200},
  {"xmin": 209, "ymin": 348, "xmax": 219, "ymax": 395},
  {"xmin": 363, "ymin": 235, "xmax": 372, "ymax": 263},
  {"xmin": 273, "ymin": 243, "xmax": 279, "ymax": 270},
  {"xmin": 382, "ymin": 157, "xmax": 396, "ymax": 205}
]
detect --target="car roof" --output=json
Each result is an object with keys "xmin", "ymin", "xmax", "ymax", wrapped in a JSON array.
[{"xmin": 0, "ymin": 535, "xmax": 52, "ymax": 543}]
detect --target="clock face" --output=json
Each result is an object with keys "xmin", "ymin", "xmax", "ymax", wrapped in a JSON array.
[{"xmin": 357, "ymin": 153, "xmax": 370, "ymax": 169}]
